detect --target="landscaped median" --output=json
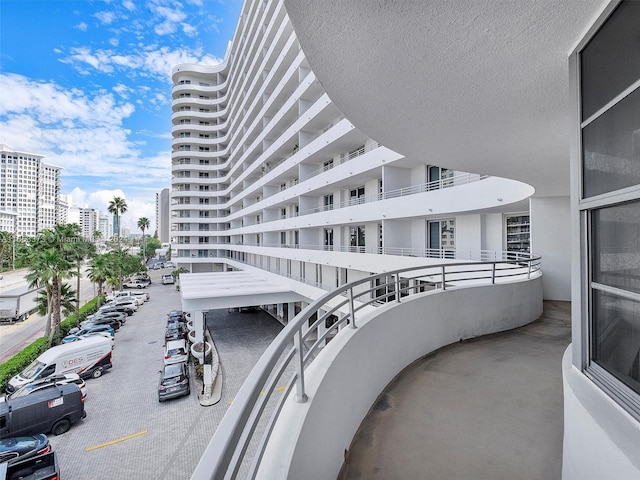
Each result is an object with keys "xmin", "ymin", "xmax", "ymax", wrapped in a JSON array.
[{"xmin": 0, "ymin": 295, "xmax": 105, "ymax": 391}]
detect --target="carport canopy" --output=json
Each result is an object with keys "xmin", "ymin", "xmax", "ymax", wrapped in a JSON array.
[{"xmin": 179, "ymin": 271, "xmax": 303, "ymax": 313}]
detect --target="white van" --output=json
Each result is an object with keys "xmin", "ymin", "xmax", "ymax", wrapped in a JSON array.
[{"xmin": 6, "ymin": 336, "xmax": 113, "ymax": 393}]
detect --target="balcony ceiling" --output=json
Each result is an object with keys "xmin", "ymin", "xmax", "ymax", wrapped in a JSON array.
[{"xmin": 284, "ymin": 0, "xmax": 608, "ymax": 197}]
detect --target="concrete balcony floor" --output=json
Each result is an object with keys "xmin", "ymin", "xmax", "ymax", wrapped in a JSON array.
[{"xmin": 339, "ymin": 300, "xmax": 571, "ymax": 480}]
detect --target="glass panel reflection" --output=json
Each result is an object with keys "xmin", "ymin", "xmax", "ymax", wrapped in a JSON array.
[
  {"xmin": 592, "ymin": 289, "xmax": 640, "ymax": 394},
  {"xmin": 592, "ymin": 201, "xmax": 640, "ymax": 294},
  {"xmin": 582, "ymin": 87, "xmax": 640, "ymax": 198}
]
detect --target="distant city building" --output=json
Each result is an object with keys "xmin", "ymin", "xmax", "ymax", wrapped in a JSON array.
[
  {"xmin": 0, "ymin": 144, "xmax": 61, "ymax": 237},
  {"xmin": 78, "ymin": 208, "xmax": 99, "ymax": 239},
  {"xmin": 0, "ymin": 210, "xmax": 17, "ymax": 234},
  {"xmin": 121, "ymin": 225, "xmax": 130, "ymax": 238},
  {"xmin": 112, "ymin": 214, "xmax": 120, "ymax": 238},
  {"xmin": 156, "ymin": 188, "xmax": 170, "ymax": 243},
  {"xmin": 98, "ymin": 213, "xmax": 111, "ymax": 240}
]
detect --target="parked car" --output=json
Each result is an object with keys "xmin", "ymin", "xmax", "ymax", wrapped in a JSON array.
[
  {"xmin": 0, "ymin": 434, "xmax": 51, "ymax": 465},
  {"xmin": 62, "ymin": 332, "xmax": 115, "ymax": 348},
  {"xmin": 91, "ymin": 310, "xmax": 128, "ymax": 324},
  {"xmin": 98, "ymin": 304, "xmax": 135, "ymax": 316},
  {"xmin": 164, "ymin": 340, "xmax": 188, "ymax": 365},
  {"xmin": 79, "ymin": 316, "xmax": 121, "ymax": 332},
  {"xmin": 7, "ymin": 373, "xmax": 87, "ymax": 400},
  {"xmin": 164, "ymin": 261, "xmax": 176, "ymax": 269},
  {"xmin": 2, "ymin": 450, "xmax": 60, "ymax": 480},
  {"xmin": 114, "ymin": 296, "xmax": 140, "ymax": 309},
  {"xmin": 152, "ymin": 262, "xmax": 164, "ymax": 270},
  {"xmin": 167, "ymin": 310, "xmax": 188, "ymax": 321},
  {"xmin": 162, "ymin": 274, "xmax": 175, "ymax": 285},
  {"xmin": 158, "ymin": 362, "xmax": 190, "ymax": 402},
  {"xmin": 131, "ymin": 291, "xmax": 149, "ymax": 302},
  {"xmin": 123, "ymin": 278, "xmax": 150, "ymax": 289},
  {"xmin": 6, "ymin": 336, "xmax": 112, "ymax": 392},
  {"xmin": 165, "ymin": 326, "xmax": 187, "ymax": 342},
  {"xmin": 66, "ymin": 324, "xmax": 115, "ymax": 339},
  {"xmin": 0, "ymin": 383, "xmax": 86, "ymax": 437}
]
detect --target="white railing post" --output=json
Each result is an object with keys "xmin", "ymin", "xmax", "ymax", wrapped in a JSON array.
[
  {"xmin": 348, "ymin": 287, "xmax": 357, "ymax": 329},
  {"xmin": 293, "ymin": 329, "xmax": 308, "ymax": 403},
  {"xmin": 395, "ymin": 274, "xmax": 401, "ymax": 302},
  {"xmin": 441, "ymin": 265, "xmax": 446, "ymax": 290},
  {"xmin": 492, "ymin": 263, "xmax": 496, "ymax": 284}
]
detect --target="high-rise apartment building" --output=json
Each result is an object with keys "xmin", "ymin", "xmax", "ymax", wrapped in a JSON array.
[
  {"xmin": 156, "ymin": 188, "xmax": 170, "ymax": 243},
  {"xmin": 173, "ymin": 1, "xmax": 639, "ymax": 479},
  {"xmin": 78, "ymin": 208, "xmax": 99, "ymax": 239},
  {"xmin": 0, "ymin": 144, "xmax": 61, "ymax": 237}
]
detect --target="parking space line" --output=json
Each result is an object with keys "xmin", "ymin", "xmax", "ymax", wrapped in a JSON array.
[{"xmin": 86, "ymin": 430, "xmax": 148, "ymax": 451}]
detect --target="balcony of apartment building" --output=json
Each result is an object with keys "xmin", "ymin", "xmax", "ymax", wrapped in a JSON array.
[{"xmin": 186, "ymin": 246, "xmax": 560, "ymax": 479}]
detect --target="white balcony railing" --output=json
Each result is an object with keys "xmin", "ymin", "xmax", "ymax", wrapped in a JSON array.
[{"xmin": 191, "ymin": 253, "xmax": 541, "ymax": 479}]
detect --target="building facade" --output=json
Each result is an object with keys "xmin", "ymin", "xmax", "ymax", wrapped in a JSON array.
[
  {"xmin": 172, "ymin": 0, "xmax": 640, "ymax": 478},
  {"xmin": 0, "ymin": 144, "xmax": 61, "ymax": 237},
  {"xmin": 78, "ymin": 207, "xmax": 99, "ymax": 239},
  {"xmin": 170, "ymin": 2, "xmax": 532, "ymax": 284},
  {"xmin": 156, "ymin": 187, "xmax": 170, "ymax": 243}
]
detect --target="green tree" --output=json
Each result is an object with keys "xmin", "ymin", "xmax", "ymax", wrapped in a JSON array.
[
  {"xmin": 87, "ymin": 254, "xmax": 110, "ymax": 307},
  {"xmin": 24, "ymin": 246, "xmax": 75, "ymax": 344},
  {"xmin": 107, "ymin": 196, "xmax": 128, "ymax": 248},
  {"xmin": 0, "ymin": 231, "xmax": 14, "ymax": 270},
  {"xmin": 141, "ymin": 237, "xmax": 161, "ymax": 261},
  {"xmin": 137, "ymin": 217, "xmax": 150, "ymax": 263},
  {"xmin": 34, "ymin": 283, "xmax": 77, "ymax": 318}
]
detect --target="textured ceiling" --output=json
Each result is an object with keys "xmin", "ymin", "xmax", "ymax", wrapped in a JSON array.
[{"xmin": 284, "ymin": 0, "xmax": 609, "ymax": 197}]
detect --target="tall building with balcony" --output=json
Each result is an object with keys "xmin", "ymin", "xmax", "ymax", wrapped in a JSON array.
[
  {"xmin": 0, "ymin": 144, "xmax": 61, "ymax": 237},
  {"xmin": 156, "ymin": 188, "xmax": 170, "ymax": 243},
  {"xmin": 172, "ymin": 1, "xmax": 639, "ymax": 479},
  {"xmin": 78, "ymin": 207, "xmax": 99, "ymax": 239}
]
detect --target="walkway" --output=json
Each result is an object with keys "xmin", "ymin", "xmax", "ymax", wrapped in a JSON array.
[{"xmin": 339, "ymin": 300, "xmax": 571, "ymax": 480}]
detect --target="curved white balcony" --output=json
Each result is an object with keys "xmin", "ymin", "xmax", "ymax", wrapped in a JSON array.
[{"xmin": 190, "ymin": 255, "xmax": 542, "ymax": 479}]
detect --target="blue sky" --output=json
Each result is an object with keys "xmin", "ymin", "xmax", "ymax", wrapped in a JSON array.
[{"xmin": 0, "ymin": 0, "xmax": 243, "ymax": 233}]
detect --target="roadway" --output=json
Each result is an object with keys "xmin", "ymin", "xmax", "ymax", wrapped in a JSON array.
[{"xmin": 0, "ymin": 267, "xmax": 99, "ymax": 363}]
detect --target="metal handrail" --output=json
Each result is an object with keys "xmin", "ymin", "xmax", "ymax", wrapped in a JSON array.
[{"xmin": 191, "ymin": 254, "xmax": 541, "ymax": 480}]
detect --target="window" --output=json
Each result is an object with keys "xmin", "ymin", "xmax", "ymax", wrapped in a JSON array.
[
  {"xmin": 324, "ymin": 229, "xmax": 333, "ymax": 250},
  {"xmin": 505, "ymin": 214, "xmax": 530, "ymax": 254},
  {"xmin": 576, "ymin": 0, "xmax": 640, "ymax": 413},
  {"xmin": 323, "ymin": 194, "xmax": 333, "ymax": 211},
  {"xmin": 350, "ymin": 186, "xmax": 365, "ymax": 205},
  {"xmin": 349, "ymin": 225, "xmax": 365, "ymax": 251},
  {"xmin": 427, "ymin": 219, "xmax": 455, "ymax": 258}
]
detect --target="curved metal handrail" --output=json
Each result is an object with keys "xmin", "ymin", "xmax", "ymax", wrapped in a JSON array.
[{"xmin": 191, "ymin": 253, "xmax": 542, "ymax": 480}]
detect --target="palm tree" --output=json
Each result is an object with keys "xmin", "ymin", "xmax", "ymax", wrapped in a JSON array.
[
  {"xmin": 108, "ymin": 196, "xmax": 128, "ymax": 248},
  {"xmin": 24, "ymin": 247, "xmax": 75, "ymax": 344},
  {"xmin": 137, "ymin": 217, "xmax": 150, "ymax": 264},
  {"xmin": 87, "ymin": 254, "xmax": 109, "ymax": 307}
]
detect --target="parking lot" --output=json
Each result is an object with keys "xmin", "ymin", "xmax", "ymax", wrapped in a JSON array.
[{"xmin": 48, "ymin": 272, "xmax": 283, "ymax": 480}]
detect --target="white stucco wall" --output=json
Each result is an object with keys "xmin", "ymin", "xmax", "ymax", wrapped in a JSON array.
[
  {"xmin": 484, "ymin": 213, "xmax": 504, "ymax": 252},
  {"xmin": 562, "ymin": 346, "xmax": 640, "ymax": 479},
  {"xmin": 257, "ymin": 276, "xmax": 543, "ymax": 480},
  {"xmin": 455, "ymin": 214, "xmax": 482, "ymax": 255},
  {"xmin": 530, "ymin": 196, "xmax": 571, "ymax": 301}
]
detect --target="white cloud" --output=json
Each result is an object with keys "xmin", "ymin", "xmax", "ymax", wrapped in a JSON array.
[
  {"xmin": 122, "ymin": 0, "xmax": 136, "ymax": 12},
  {"xmin": 0, "ymin": 73, "xmax": 170, "ymax": 213},
  {"xmin": 95, "ymin": 11, "xmax": 117, "ymax": 25},
  {"xmin": 76, "ymin": 22, "xmax": 88, "ymax": 32}
]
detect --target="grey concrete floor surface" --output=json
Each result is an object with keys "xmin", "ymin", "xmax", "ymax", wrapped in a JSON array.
[
  {"xmin": 339, "ymin": 300, "xmax": 571, "ymax": 480},
  {"xmin": 48, "ymin": 273, "xmax": 283, "ymax": 480}
]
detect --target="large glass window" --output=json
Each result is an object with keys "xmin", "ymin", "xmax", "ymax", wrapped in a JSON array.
[
  {"xmin": 578, "ymin": 1, "xmax": 640, "ymax": 411},
  {"xmin": 580, "ymin": 0, "xmax": 640, "ymax": 120},
  {"xmin": 591, "ymin": 201, "xmax": 640, "ymax": 394},
  {"xmin": 582, "ymin": 87, "xmax": 640, "ymax": 198}
]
